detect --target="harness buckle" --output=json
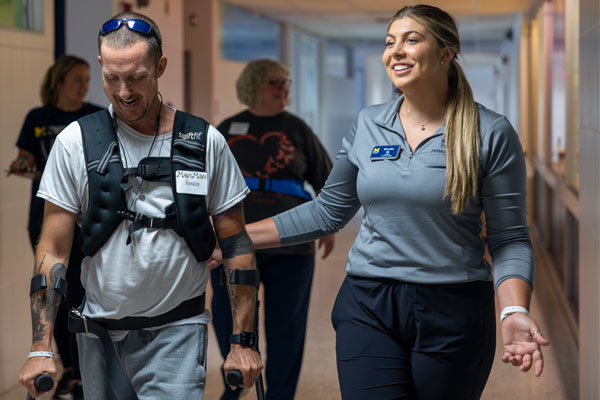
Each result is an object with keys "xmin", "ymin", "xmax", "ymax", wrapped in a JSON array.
[
  {"xmin": 117, "ymin": 210, "xmax": 136, "ymax": 221},
  {"xmin": 70, "ymin": 309, "xmax": 89, "ymax": 334}
]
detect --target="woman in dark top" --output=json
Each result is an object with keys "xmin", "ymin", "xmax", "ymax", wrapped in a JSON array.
[
  {"xmin": 9, "ymin": 55, "xmax": 103, "ymax": 400},
  {"xmin": 210, "ymin": 59, "xmax": 334, "ymax": 400}
]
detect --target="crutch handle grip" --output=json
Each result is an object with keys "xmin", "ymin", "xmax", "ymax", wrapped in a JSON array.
[
  {"xmin": 27, "ymin": 374, "xmax": 54, "ymax": 400},
  {"xmin": 225, "ymin": 370, "xmax": 243, "ymax": 387}
]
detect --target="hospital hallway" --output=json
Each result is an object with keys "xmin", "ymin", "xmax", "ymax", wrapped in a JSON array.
[
  {"xmin": 1, "ymin": 0, "xmax": 597, "ymax": 398},
  {"xmin": 1, "ymin": 217, "xmax": 577, "ymax": 400}
]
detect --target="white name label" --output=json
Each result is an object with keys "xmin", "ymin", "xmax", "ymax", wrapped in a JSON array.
[
  {"xmin": 175, "ymin": 170, "xmax": 208, "ymax": 195},
  {"xmin": 228, "ymin": 122, "xmax": 250, "ymax": 135}
]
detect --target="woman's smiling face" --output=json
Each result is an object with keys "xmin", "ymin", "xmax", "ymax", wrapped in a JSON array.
[{"xmin": 382, "ymin": 17, "xmax": 447, "ymax": 91}]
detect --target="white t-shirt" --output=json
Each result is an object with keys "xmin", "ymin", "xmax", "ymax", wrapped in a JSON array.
[{"xmin": 38, "ymin": 107, "xmax": 249, "ymax": 337}]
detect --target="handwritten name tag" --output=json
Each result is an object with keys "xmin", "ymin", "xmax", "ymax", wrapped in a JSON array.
[{"xmin": 175, "ymin": 170, "xmax": 208, "ymax": 195}]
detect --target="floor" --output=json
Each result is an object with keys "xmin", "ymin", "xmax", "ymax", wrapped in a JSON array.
[{"xmin": 1, "ymin": 220, "xmax": 578, "ymax": 400}]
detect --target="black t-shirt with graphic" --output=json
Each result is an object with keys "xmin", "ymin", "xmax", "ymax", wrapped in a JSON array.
[
  {"xmin": 218, "ymin": 110, "xmax": 332, "ymax": 254},
  {"xmin": 16, "ymin": 103, "xmax": 104, "ymax": 232}
]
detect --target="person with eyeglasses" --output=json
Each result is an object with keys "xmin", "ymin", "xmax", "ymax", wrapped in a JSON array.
[
  {"xmin": 209, "ymin": 58, "xmax": 334, "ymax": 400},
  {"xmin": 18, "ymin": 11, "xmax": 262, "ymax": 400}
]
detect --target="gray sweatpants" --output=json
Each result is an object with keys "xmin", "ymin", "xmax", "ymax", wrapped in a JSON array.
[{"xmin": 77, "ymin": 323, "xmax": 207, "ymax": 399}]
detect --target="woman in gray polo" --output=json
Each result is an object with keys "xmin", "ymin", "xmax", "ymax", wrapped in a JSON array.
[{"xmin": 245, "ymin": 4, "xmax": 548, "ymax": 399}]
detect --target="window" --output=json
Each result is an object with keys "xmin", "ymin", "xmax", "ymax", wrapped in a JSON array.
[
  {"xmin": 564, "ymin": 0, "xmax": 579, "ymax": 191},
  {"xmin": 550, "ymin": 0, "xmax": 566, "ymax": 175},
  {"xmin": 0, "ymin": 0, "xmax": 43, "ymax": 31},
  {"xmin": 292, "ymin": 30, "xmax": 320, "ymax": 130},
  {"xmin": 219, "ymin": 2, "xmax": 281, "ymax": 62},
  {"xmin": 325, "ymin": 43, "xmax": 351, "ymax": 79}
]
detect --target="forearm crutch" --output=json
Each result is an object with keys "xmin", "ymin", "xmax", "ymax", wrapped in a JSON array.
[{"xmin": 222, "ymin": 268, "xmax": 265, "ymax": 400}]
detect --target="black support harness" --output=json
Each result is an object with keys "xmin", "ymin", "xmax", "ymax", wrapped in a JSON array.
[{"xmin": 77, "ymin": 109, "xmax": 216, "ymax": 261}]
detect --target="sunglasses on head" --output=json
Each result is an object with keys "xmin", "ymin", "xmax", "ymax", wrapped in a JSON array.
[{"xmin": 100, "ymin": 18, "xmax": 162, "ymax": 52}]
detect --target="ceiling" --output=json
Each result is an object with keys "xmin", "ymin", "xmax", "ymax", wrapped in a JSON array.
[{"xmin": 224, "ymin": 0, "xmax": 542, "ymax": 44}]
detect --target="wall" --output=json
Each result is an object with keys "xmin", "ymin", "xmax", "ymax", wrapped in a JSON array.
[
  {"xmin": 0, "ymin": 0, "xmax": 54, "ymax": 392},
  {"xmin": 65, "ymin": 0, "xmax": 114, "ymax": 107},
  {"xmin": 507, "ymin": 14, "xmax": 522, "ymax": 129},
  {"xmin": 184, "ymin": 0, "xmax": 217, "ymax": 120},
  {"xmin": 321, "ymin": 75, "xmax": 356, "ymax": 157},
  {"xmin": 578, "ymin": 0, "xmax": 600, "ymax": 396},
  {"xmin": 213, "ymin": 59, "xmax": 245, "ymax": 125}
]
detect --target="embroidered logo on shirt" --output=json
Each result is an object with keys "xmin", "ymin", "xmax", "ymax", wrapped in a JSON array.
[
  {"xmin": 371, "ymin": 145, "xmax": 400, "ymax": 161},
  {"xmin": 431, "ymin": 138, "xmax": 446, "ymax": 153}
]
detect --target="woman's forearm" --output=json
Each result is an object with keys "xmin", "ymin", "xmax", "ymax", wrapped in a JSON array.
[
  {"xmin": 496, "ymin": 277, "xmax": 532, "ymax": 311},
  {"xmin": 246, "ymin": 218, "xmax": 281, "ymax": 249}
]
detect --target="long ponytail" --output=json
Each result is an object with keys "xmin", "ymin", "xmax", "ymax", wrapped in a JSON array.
[{"xmin": 444, "ymin": 60, "xmax": 480, "ymax": 214}]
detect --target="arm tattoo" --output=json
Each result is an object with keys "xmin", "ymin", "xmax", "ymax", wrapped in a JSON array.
[
  {"xmin": 218, "ymin": 230, "xmax": 254, "ymax": 259},
  {"xmin": 33, "ymin": 254, "xmax": 45, "ymax": 275},
  {"xmin": 30, "ymin": 260, "xmax": 66, "ymax": 343}
]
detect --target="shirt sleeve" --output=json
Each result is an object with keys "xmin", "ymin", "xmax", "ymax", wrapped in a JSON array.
[
  {"xmin": 206, "ymin": 124, "xmax": 250, "ymax": 215},
  {"xmin": 36, "ymin": 122, "xmax": 84, "ymax": 215},
  {"xmin": 274, "ymin": 118, "xmax": 361, "ymax": 245},
  {"xmin": 16, "ymin": 109, "xmax": 39, "ymax": 154},
  {"xmin": 480, "ymin": 116, "xmax": 534, "ymax": 289}
]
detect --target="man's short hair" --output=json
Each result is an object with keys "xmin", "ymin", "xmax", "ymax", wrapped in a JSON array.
[{"xmin": 98, "ymin": 12, "xmax": 162, "ymax": 65}]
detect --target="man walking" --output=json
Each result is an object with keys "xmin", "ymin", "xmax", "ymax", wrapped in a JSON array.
[{"xmin": 19, "ymin": 11, "xmax": 262, "ymax": 399}]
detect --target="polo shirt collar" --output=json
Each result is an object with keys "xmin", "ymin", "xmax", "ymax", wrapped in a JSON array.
[{"xmin": 373, "ymin": 95, "xmax": 404, "ymax": 131}]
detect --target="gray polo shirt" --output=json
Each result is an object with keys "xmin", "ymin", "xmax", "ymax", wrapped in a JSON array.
[{"xmin": 273, "ymin": 97, "xmax": 533, "ymax": 289}]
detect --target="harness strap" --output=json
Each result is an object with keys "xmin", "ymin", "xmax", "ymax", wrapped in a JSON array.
[
  {"xmin": 96, "ymin": 141, "xmax": 119, "ymax": 175},
  {"xmin": 117, "ymin": 203, "xmax": 181, "ymax": 245},
  {"xmin": 67, "ymin": 294, "xmax": 206, "ymax": 400},
  {"xmin": 244, "ymin": 177, "xmax": 312, "ymax": 201},
  {"xmin": 120, "ymin": 158, "xmax": 172, "ymax": 192},
  {"xmin": 125, "ymin": 215, "xmax": 180, "ymax": 244},
  {"xmin": 68, "ymin": 308, "xmax": 139, "ymax": 400}
]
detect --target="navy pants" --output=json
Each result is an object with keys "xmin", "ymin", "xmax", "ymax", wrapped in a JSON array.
[
  {"xmin": 210, "ymin": 253, "xmax": 315, "ymax": 400},
  {"xmin": 332, "ymin": 275, "xmax": 496, "ymax": 400}
]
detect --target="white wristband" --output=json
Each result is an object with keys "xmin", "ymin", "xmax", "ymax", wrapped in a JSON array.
[
  {"xmin": 500, "ymin": 306, "xmax": 529, "ymax": 323},
  {"xmin": 27, "ymin": 351, "xmax": 54, "ymax": 359}
]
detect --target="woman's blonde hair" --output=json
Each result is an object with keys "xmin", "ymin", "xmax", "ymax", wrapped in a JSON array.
[
  {"xmin": 389, "ymin": 5, "xmax": 480, "ymax": 214},
  {"xmin": 40, "ymin": 55, "xmax": 89, "ymax": 107},
  {"xmin": 236, "ymin": 59, "xmax": 289, "ymax": 108}
]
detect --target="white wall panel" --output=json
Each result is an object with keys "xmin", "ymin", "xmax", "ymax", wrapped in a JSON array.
[{"xmin": 0, "ymin": 0, "xmax": 54, "ymax": 392}]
